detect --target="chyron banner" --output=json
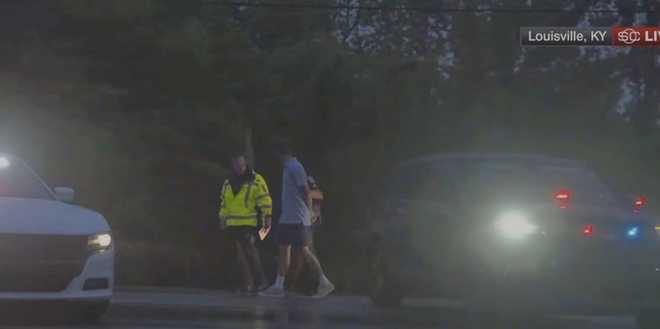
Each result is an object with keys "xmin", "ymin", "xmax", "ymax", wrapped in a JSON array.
[
  {"xmin": 612, "ymin": 27, "xmax": 660, "ymax": 47},
  {"xmin": 521, "ymin": 26, "xmax": 660, "ymax": 47}
]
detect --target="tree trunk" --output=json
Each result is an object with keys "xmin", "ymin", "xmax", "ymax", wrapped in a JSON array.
[{"xmin": 245, "ymin": 126, "xmax": 255, "ymax": 167}]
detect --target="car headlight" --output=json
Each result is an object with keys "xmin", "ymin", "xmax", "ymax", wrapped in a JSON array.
[
  {"xmin": 0, "ymin": 157, "xmax": 10, "ymax": 169},
  {"xmin": 88, "ymin": 233, "xmax": 112, "ymax": 253},
  {"xmin": 494, "ymin": 211, "xmax": 537, "ymax": 240}
]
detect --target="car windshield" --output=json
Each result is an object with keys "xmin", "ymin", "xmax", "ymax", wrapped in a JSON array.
[
  {"xmin": 459, "ymin": 162, "xmax": 616, "ymax": 206},
  {"xmin": 388, "ymin": 159, "xmax": 616, "ymax": 206},
  {"xmin": 0, "ymin": 157, "xmax": 53, "ymax": 200}
]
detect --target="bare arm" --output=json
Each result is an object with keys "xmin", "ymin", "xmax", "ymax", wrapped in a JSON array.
[{"xmin": 299, "ymin": 183, "xmax": 312, "ymax": 211}]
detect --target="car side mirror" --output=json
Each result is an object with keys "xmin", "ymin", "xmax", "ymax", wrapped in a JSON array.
[{"xmin": 54, "ymin": 187, "xmax": 75, "ymax": 203}]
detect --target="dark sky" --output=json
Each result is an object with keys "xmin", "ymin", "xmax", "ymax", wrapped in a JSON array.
[{"xmin": 0, "ymin": 2, "xmax": 60, "ymax": 37}]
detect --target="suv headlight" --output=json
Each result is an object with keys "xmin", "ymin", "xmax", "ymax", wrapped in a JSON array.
[
  {"xmin": 495, "ymin": 211, "xmax": 537, "ymax": 240},
  {"xmin": 88, "ymin": 233, "xmax": 112, "ymax": 253}
]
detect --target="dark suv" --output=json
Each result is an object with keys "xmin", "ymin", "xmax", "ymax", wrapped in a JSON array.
[{"xmin": 366, "ymin": 153, "xmax": 660, "ymax": 328}]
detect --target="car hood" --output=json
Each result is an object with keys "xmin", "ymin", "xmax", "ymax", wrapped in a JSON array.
[{"xmin": 0, "ymin": 198, "xmax": 109, "ymax": 235}]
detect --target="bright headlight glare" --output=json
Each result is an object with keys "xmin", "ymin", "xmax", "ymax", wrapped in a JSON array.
[
  {"xmin": 0, "ymin": 157, "xmax": 10, "ymax": 169},
  {"xmin": 495, "ymin": 212, "xmax": 537, "ymax": 240},
  {"xmin": 88, "ymin": 233, "xmax": 112, "ymax": 252}
]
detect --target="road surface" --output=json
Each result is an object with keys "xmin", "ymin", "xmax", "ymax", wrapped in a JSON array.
[{"xmin": 0, "ymin": 288, "xmax": 639, "ymax": 329}]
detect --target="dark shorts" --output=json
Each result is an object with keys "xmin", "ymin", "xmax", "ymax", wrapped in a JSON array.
[
  {"xmin": 276, "ymin": 224, "xmax": 312, "ymax": 248},
  {"xmin": 225, "ymin": 226, "xmax": 257, "ymax": 244}
]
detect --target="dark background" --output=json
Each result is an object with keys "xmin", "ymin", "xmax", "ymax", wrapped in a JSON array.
[{"xmin": 0, "ymin": 0, "xmax": 657, "ymax": 292}]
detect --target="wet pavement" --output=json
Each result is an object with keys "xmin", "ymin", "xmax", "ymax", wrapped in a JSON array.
[{"xmin": 0, "ymin": 288, "xmax": 640, "ymax": 329}]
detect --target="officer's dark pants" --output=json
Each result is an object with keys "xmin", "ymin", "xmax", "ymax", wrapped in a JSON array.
[{"xmin": 227, "ymin": 226, "xmax": 267, "ymax": 290}]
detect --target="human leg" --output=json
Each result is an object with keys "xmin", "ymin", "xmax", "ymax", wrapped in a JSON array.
[
  {"xmin": 288, "ymin": 248, "xmax": 305, "ymax": 291},
  {"xmin": 259, "ymin": 245, "xmax": 289, "ymax": 297},
  {"xmin": 235, "ymin": 240, "xmax": 255, "ymax": 292},
  {"xmin": 240, "ymin": 230, "xmax": 267, "ymax": 290},
  {"xmin": 300, "ymin": 244, "xmax": 334, "ymax": 298}
]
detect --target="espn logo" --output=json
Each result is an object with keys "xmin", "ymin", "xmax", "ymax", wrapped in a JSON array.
[
  {"xmin": 521, "ymin": 26, "xmax": 660, "ymax": 47},
  {"xmin": 612, "ymin": 27, "xmax": 660, "ymax": 47}
]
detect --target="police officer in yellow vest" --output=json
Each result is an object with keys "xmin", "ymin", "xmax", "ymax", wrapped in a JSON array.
[{"xmin": 219, "ymin": 153, "xmax": 273, "ymax": 294}]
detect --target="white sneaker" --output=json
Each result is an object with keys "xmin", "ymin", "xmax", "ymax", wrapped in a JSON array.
[
  {"xmin": 312, "ymin": 281, "xmax": 335, "ymax": 299},
  {"xmin": 258, "ymin": 285, "xmax": 285, "ymax": 298}
]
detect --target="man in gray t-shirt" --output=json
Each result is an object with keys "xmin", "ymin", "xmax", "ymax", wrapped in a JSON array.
[
  {"xmin": 259, "ymin": 141, "xmax": 334, "ymax": 298},
  {"xmin": 280, "ymin": 157, "xmax": 312, "ymax": 226}
]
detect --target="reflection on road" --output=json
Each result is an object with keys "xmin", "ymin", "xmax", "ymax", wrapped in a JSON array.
[{"xmin": 0, "ymin": 296, "xmax": 638, "ymax": 329}]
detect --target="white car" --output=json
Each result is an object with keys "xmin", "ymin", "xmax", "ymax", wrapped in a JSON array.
[{"xmin": 0, "ymin": 154, "xmax": 113, "ymax": 321}]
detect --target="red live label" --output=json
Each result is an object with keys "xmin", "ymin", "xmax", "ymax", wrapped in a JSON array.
[{"xmin": 612, "ymin": 27, "xmax": 660, "ymax": 47}]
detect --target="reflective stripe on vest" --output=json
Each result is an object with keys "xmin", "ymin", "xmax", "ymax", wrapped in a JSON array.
[
  {"xmin": 225, "ymin": 214, "xmax": 258, "ymax": 227},
  {"xmin": 255, "ymin": 193, "xmax": 270, "ymax": 201},
  {"xmin": 244, "ymin": 182, "xmax": 253, "ymax": 208}
]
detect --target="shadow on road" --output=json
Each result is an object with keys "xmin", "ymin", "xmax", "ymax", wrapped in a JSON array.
[
  {"xmin": 109, "ymin": 300, "xmax": 570, "ymax": 329},
  {"xmin": 0, "ymin": 302, "xmax": 94, "ymax": 327},
  {"xmin": 0, "ymin": 299, "xmax": 604, "ymax": 329}
]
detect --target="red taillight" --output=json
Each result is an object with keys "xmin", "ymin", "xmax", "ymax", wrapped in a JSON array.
[
  {"xmin": 554, "ymin": 189, "xmax": 572, "ymax": 209},
  {"xmin": 634, "ymin": 196, "xmax": 648, "ymax": 213},
  {"xmin": 583, "ymin": 224, "xmax": 594, "ymax": 236}
]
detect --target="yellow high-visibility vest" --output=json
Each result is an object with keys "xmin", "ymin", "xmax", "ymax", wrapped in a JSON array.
[{"xmin": 219, "ymin": 172, "xmax": 272, "ymax": 227}]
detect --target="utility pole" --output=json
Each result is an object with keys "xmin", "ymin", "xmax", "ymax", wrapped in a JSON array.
[{"xmin": 245, "ymin": 125, "xmax": 255, "ymax": 167}]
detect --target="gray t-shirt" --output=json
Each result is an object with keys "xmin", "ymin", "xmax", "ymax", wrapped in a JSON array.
[{"xmin": 279, "ymin": 158, "xmax": 311, "ymax": 226}]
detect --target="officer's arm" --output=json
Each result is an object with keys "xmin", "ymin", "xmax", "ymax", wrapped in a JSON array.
[
  {"xmin": 218, "ymin": 180, "xmax": 228, "ymax": 229},
  {"xmin": 255, "ymin": 176, "xmax": 273, "ymax": 228}
]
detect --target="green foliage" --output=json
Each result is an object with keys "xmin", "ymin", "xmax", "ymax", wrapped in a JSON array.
[{"xmin": 59, "ymin": 0, "xmax": 158, "ymax": 22}]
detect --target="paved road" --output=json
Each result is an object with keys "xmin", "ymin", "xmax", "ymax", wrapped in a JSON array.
[{"xmin": 0, "ymin": 289, "xmax": 640, "ymax": 329}]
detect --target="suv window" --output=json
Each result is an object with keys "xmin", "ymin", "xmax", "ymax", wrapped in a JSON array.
[
  {"xmin": 384, "ymin": 162, "xmax": 457, "ymax": 201},
  {"xmin": 385, "ymin": 159, "xmax": 615, "ymax": 206}
]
